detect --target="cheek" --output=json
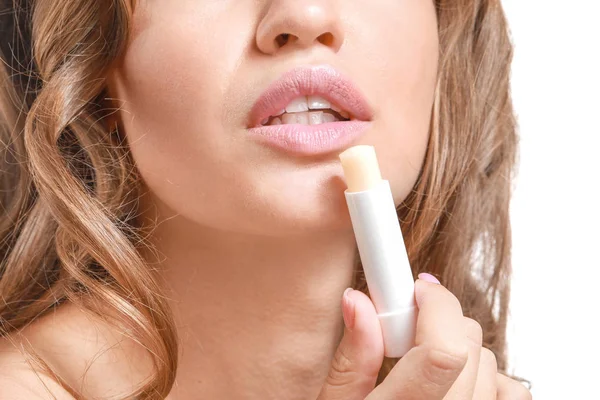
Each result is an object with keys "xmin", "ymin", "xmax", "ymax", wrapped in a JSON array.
[
  {"xmin": 108, "ymin": 4, "xmax": 257, "ymax": 223},
  {"xmin": 348, "ymin": 1, "xmax": 439, "ymax": 204},
  {"xmin": 113, "ymin": 5, "xmax": 247, "ymax": 155}
]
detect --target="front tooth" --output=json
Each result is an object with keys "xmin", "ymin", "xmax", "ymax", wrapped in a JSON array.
[
  {"xmin": 322, "ymin": 113, "xmax": 336, "ymax": 123},
  {"xmin": 308, "ymin": 95, "xmax": 331, "ymax": 110},
  {"xmin": 271, "ymin": 117, "xmax": 282, "ymax": 125},
  {"xmin": 282, "ymin": 113, "xmax": 298, "ymax": 124},
  {"xmin": 295, "ymin": 112, "xmax": 309, "ymax": 125},
  {"xmin": 274, "ymin": 109, "xmax": 285, "ymax": 116},
  {"xmin": 309, "ymin": 111, "xmax": 323, "ymax": 125},
  {"xmin": 285, "ymin": 97, "xmax": 309, "ymax": 113},
  {"xmin": 331, "ymin": 104, "xmax": 350, "ymax": 119}
]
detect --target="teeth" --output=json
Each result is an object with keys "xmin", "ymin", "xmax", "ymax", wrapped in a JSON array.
[
  {"xmin": 296, "ymin": 112, "xmax": 309, "ymax": 125},
  {"xmin": 282, "ymin": 113, "xmax": 298, "ymax": 124},
  {"xmin": 309, "ymin": 111, "xmax": 335, "ymax": 125},
  {"xmin": 309, "ymin": 111, "xmax": 323, "ymax": 125},
  {"xmin": 307, "ymin": 95, "xmax": 331, "ymax": 110},
  {"xmin": 280, "ymin": 96, "xmax": 347, "ymax": 116},
  {"xmin": 264, "ymin": 95, "xmax": 350, "ymax": 125},
  {"xmin": 268, "ymin": 111, "xmax": 340, "ymax": 126},
  {"xmin": 330, "ymin": 104, "xmax": 350, "ymax": 119},
  {"xmin": 285, "ymin": 97, "xmax": 309, "ymax": 113},
  {"xmin": 322, "ymin": 113, "xmax": 336, "ymax": 123}
]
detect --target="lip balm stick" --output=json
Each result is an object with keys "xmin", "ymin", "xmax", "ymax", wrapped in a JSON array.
[{"xmin": 339, "ymin": 145, "xmax": 417, "ymax": 358}]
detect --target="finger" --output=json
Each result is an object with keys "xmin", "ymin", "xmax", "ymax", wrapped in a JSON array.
[
  {"xmin": 444, "ymin": 317, "xmax": 484, "ymax": 400},
  {"xmin": 366, "ymin": 278, "xmax": 469, "ymax": 400},
  {"xmin": 472, "ymin": 348, "xmax": 498, "ymax": 400},
  {"xmin": 317, "ymin": 288, "xmax": 385, "ymax": 400},
  {"xmin": 497, "ymin": 373, "xmax": 532, "ymax": 400}
]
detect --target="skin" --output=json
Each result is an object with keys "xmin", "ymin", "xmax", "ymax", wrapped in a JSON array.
[{"xmin": 0, "ymin": 0, "xmax": 531, "ymax": 399}]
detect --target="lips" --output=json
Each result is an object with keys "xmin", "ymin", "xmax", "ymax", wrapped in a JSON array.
[
  {"xmin": 247, "ymin": 65, "xmax": 373, "ymax": 156},
  {"xmin": 247, "ymin": 65, "xmax": 373, "ymax": 127}
]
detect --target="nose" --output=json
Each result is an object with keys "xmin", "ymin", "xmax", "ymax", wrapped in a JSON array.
[{"xmin": 256, "ymin": 1, "xmax": 345, "ymax": 55}]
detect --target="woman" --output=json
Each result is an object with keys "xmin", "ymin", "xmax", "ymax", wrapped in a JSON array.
[{"xmin": 0, "ymin": 0, "xmax": 531, "ymax": 398}]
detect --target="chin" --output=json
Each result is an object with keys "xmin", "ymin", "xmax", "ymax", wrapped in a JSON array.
[
  {"xmin": 275, "ymin": 199, "xmax": 353, "ymax": 235},
  {"xmin": 238, "ymin": 178, "xmax": 354, "ymax": 236},
  {"xmin": 145, "ymin": 171, "xmax": 354, "ymax": 238}
]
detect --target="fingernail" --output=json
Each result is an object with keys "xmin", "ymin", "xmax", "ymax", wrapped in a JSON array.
[
  {"xmin": 418, "ymin": 272, "xmax": 441, "ymax": 284},
  {"xmin": 342, "ymin": 288, "xmax": 356, "ymax": 331}
]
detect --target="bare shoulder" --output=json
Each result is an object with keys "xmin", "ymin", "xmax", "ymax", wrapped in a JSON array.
[
  {"xmin": 0, "ymin": 331, "xmax": 75, "ymax": 399},
  {"xmin": 0, "ymin": 364, "xmax": 74, "ymax": 399},
  {"xmin": 0, "ymin": 302, "xmax": 154, "ymax": 398}
]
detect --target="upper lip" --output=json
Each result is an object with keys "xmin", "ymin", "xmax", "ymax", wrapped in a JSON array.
[{"xmin": 247, "ymin": 65, "xmax": 373, "ymax": 127}]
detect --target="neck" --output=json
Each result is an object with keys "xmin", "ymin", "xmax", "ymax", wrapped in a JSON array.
[{"xmin": 140, "ymin": 199, "xmax": 358, "ymax": 399}]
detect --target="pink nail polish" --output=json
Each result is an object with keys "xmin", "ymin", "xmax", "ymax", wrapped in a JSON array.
[
  {"xmin": 342, "ymin": 288, "xmax": 356, "ymax": 331},
  {"xmin": 418, "ymin": 272, "xmax": 441, "ymax": 284}
]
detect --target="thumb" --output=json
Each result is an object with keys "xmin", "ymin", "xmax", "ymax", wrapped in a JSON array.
[{"xmin": 317, "ymin": 288, "xmax": 385, "ymax": 400}]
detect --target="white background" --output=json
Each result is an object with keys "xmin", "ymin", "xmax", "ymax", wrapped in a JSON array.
[{"xmin": 502, "ymin": 1, "xmax": 600, "ymax": 398}]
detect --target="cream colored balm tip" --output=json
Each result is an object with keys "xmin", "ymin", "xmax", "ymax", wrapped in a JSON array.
[{"xmin": 339, "ymin": 145, "xmax": 383, "ymax": 192}]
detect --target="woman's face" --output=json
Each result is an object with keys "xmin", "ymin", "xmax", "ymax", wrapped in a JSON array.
[{"xmin": 108, "ymin": 0, "xmax": 439, "ymax": 235}]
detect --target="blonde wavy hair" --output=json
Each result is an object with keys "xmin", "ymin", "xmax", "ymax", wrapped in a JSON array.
[{"xmin": 0, "ymin": 0, "xmax": 519, "ymax": 398}]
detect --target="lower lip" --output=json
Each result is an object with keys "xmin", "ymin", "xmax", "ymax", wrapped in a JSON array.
[{"xmin": 247, "ymin": 121, "xmax": 371, "ymax": 156}]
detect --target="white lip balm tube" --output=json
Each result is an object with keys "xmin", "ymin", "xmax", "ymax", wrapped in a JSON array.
[{"xmin": 339, "ymin": 145, "xmax": 417, "ymax": 358}]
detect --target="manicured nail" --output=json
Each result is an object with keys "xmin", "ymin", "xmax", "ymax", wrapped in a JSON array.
[
  {"xmin": 418, "ymin": 272, "xmax": 441, "ymax": 284},
  {"xmin": 342, "ymin": 288, "xmax": 356, "ymax": 331}
]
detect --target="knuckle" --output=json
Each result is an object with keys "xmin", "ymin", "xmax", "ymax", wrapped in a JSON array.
[
  {"xmin": 463, "ymin": 317, "xmax": 483, "ymax": 346},
  {"xmin": 514, "ymin": 384, "xmax": 533, "ymax": 400},
  {"xmin": 419, "ymin": 280, "xmax": 461, "ymax": 307},
  {"xmin": 508, "ymin": 379, "xmax": 532, "ymax": 400},
  {"xmin": 480, "ymin": 348, "xmax": 498, "ymax": 373},
  {"xmin": 443, "ymin": 291, "xmax": 463, "ymax": 311},
  {"xmin": 500, "ymin": 375, "xmax": 533, "ymax": 400},
  {"xmin": 422, "ymin": 346, "xmax": 468, "ymax": 386},
  {"xmin": 326, "ymin": 348, "xmax": 358, "ymax": 387}
]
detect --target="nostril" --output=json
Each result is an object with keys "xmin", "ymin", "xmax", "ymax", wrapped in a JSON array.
[
  {"xmin": 275, "ymin": 33, "xmax": 291, "ymax": 48},
  {"xmin": 317, "ymin": 32, "xmax": 335, "ymax": 47},
  {"xmin": 272, "ymin": 32, "xmax": 338, "ymax": 50}
]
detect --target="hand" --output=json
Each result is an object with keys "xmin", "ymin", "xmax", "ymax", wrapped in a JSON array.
[{"xmin": 317, "ymin": 274, "xmax": 532, "ymax": 400}]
